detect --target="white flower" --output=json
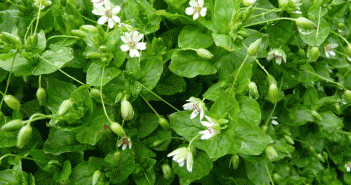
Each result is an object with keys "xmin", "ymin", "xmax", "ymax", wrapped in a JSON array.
[
  {"xmin": 271, "ymin": 117, "xmax": 279, "ymax": 125},
  {"xmin": 34, "ymin": 0, "xmax": 52, "ymax": 8},
  {"xmin": 291, "ymin": 0, "xmax": 302, "ymax": 14},
  {"xmin": 267, "ymin": 49, "xmax": 287, "ymax": 65},
  {"xmin": 91, "ymin": 0, "xmax": 104, "ymax": 7},
  {"xmin": 345, "ymin": 162, "xmax": 351, "ymax": 172},
  {"xmin": 167, "ymin": 147, "xmax": 194, "ymax": 172},
  {"xmin": 92, "ymin": 0, "xmax": 121, "ymax": 29},
  {"xmin": 117, "ymin": 136, "xmax": 132, "ymax": 150},
  {"xmin": 185, "ymin": 0, "xmax": 207, "ymax": 20},
  {"xmin": 183, "ymin": 97, "xmax": 206, "ymax": 120},
  {"xmin": 324, "ymin": 43, "xmax": 338, "ymax": 58},
  {"xmin": 243, "ymin": 0, "xmax": 256, "ymax": 6},
  {"xmin": 199, "ymin": 116, "xmax": 220, "ymax": 140},
  {"xmin": 120, "ymin": 31, "xmax": 146, "ymax": 58}
]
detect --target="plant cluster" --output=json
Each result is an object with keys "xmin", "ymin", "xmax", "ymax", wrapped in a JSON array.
[{"xmin": 1, "ymin": 0, "xmax": 351, "ymax": 184}]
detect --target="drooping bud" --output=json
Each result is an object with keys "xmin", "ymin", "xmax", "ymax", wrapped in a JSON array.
[
  {"xmin": 344, "ymin": 90, "xmax": 351, "ymax": 104},
  {"xmin": 243, "ymin": 0, "xmax": 256, "ymax": 6},
  {"xmin": 1, "ymin": 119, "xmax": 23, "ymax": 132},
  {"xmin": 295, "ymin": 17, "xmax": 317, "ymax": 30},
  {"xmin": 261, "ymin": 125, "xmax": 268, "ymax": 133},
  {"xmin": 309, "ymin": 146, "xmax": 316, "ymax": 154},
  {"xmin": 1, "ymin": 32, "xmax": 21, "ymax": 46},
  {"xmin": 58, "ymin": 99, "xmax": 74, "ymax": 115},
  {"xmin": 347, "ymin": 44, "xmax": 351, "ymax": 57},
  {"xmin": 71, "ymin": 30, "xmax": 88, "ymax": 38},
  {"xmin": 4, "ymin": 95, "xmax": 21, "ymax": 111},
  {"xmin": 121, "ymin": 100, "xmax": 134, "ymax": 120},
  {"xmin": 284, "ymin": 135, "xmax": 294, "ymax": 145},
  {"xmin": 311, "ymin": 110, "xmax": 322, "ymax": 121},
  {"xmin": 99, "ymin": 45, "xmax": 109, "ymax": 53},
  {"xmin": 110, "ymin": 122, "xmax": 126, "ymax": 137},
  {"xmin": 90, "ymin": 88, "xmax": 105, "ymax": 99},
  {"xmin": 247, "ymin": 38, "xmax": 262, "ymax": 56},
  {"xmin": 162, "ymin": 164, "xmax": 172, "ymax": 180},
  {"xmin": 196, "ymin": 48, "xmax": 213, "ymax": 59},
  {"xmin": 152, "ymin": 140, "xmax": 164, "ymax": 147},
  {"xmin": 268, "ymin": 83, "xmax": 279, "ymax": 103},
  {"xmin": 265, "ymin": 145, "xmax": 278, "ymax": 160},
  {"xmin": 298, "ymin": 48, "xmax": 305, "ymax": 58},
  {"xmin": 334, "ymin": 103, "xmax": 341, "ymax": 115},
  {"xmin": 322, "ymin": 151, "xmax": 328, "ymax": 161},
  {"xmin": 248, "ymin": 81, "xmax": 259, "ymax": 98},
  {"xmin": 92, "ymin": 170, "xmax": 102, "ymax": 185},
  {"xmin": 273, "ymin": 173, "xmax": 283, "ymax": 183},
  {"xmin": 230, "ymin": 154, "xmax": 240, "ymax": 170},
  {"xmin": 115, "ymin": 92, "xmax": 124, "ymax": 103},
  {"xmin": 36, "ymin": 87, "xmax": 46, "ymax": 105},
  {"xmin": 17, "ymin": 124, "xmax": 33, "ymax": 148},
  {"xmin": 317, "ymin": 154, "xmax": 325, "ymax": 163},
  {"xmin": 281, "ymin": 129, "xmax": 291, "ymax": 136},
  {"xmin": 85, "ymin": 52, "xmax": 102, "ymax": 59},
  {"xmin": 308, "ymin": 46, "xmax": 320, "ymax": 62},
  {"xmin": 159, "ymin": 117, "xmax": 170, "ymax": 130}
]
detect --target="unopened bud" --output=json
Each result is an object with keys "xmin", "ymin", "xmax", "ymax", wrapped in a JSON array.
[
  {"xmin": 284, "ymin": 135, "xmax": 294, "ymax": 145},
  {"xmin": 162, "ymin": 164, "xmax": 172, "ymax": 180},
  {"xmin": 159, "ymin": 117, "xmax": 170, "ymax": 130},
  {"xmin": 298, "ymin": 48, "xmax": 305, "ymax": 58},
  {"xmin": 115, "ymin": 92, "xmax": 124, "ymax": 103},
  {"xmin": 295, "ymin": 17, "xmax": 317, "ymax": 30},
  {"xmin": 92, "ymin": 170, "xmax": 102, "ymax": 185},
  {"xmin": 268, "ymin": 83, "xmax": 279, "ymax": 103},
  {"xmin": 230, "ymin": 154, "xmax": 240, "ymax": 170},
  {"xmin": 261, "ymin": 125, "xmax": 268, "ymax": 133},
  {"xmin": 58, "ymin": 99, "xmax": 74, "ymax": 115},
  {"xmin": 308, "ymin": 46, "xmax": 319, "ymax": 62},
  {"xmin": 322, "ymin": 151, "xmax": 328, "ymax": 161},
  {"xmin": 17, "ymin": 124, "xmax": 32, "ymax": 148},
  {"xmin": 90, "ymin": 88, "xmax": 105, "ymax": 99},
  {"xmin": 1, "ymin": 119, "xmax": 23, "ymax": 132},
  {"xmin": 36, "ymin": 87, "xmax": 46, "ymax": 105},
  {"xmin": 317, "ymin": 154, "xmax": 325, "ymax": 163},
  {"xmin": 4, "ymin": 95, "xmax": 21, "ymax": 111},
  {"xmin": 311, "ymin": 110, "xmax": 322, "ymax": 121},
  {"xmin": 265, "ymin": 145, "xmax": 278, "ymax": 160},
  {"xmin": 80, "ymin": 25, "xmax": 97, "ymax": 32},
  {"xmin": 121, "ymin": 100, "xmax": 134, "ymax": 120},
  {"xmin": 110, "ymin": 122, "xmax": 126, "ymax": 137},
  {"xmin": 85, "ymin": 52, "xmax": 102, "ymax": 59},
  {"xmin": 347, "ymin": 44, "xmax": 351, "ymax": 57},
  {"xmin": 196, "ymin": 48, "xmax": 213, "ymax": 59},
  {"xmin": 248, "ymin": 82, "xmax": 259, "ymax": 98},
  {"xmin": 1, "ymin": 32, "xmax": 21, "ymax": 46},
  {"xmin": 334, "ymin": 103, "xmax": 341, "ymax": 115},
  {"xmin": 344, "ymin": 90, "xmax": 351, "ymax": 104},
  {"xmin": 99, "ymin": 45, "xmax": 109, "ymax": 53},
  {"xmin": 152, "ymin": 140, "xmax": 164, "ymax": 147},
  {"xmin": 247, "ymin": 38, "xmax": 261, "ymax": 56},
  {"xmin": 71, "ymin": 30, "xmax": 87, "ymax": 38},
  {"xmin": 273, "ymin": 173, "xmax": 283, "ymax": 182}
]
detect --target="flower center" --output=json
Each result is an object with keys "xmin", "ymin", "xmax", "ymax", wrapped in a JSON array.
[
  {"xmin": 273, "ymin": 53, "xmax": 281, "ymax": 59},
  {"xmin": 122, "ymin": 138, "xmax": 129, "ymax": 145},
  {"xmin": 105, "ymin": 10, "xmax": 111, "ymax": 17},
  {"xmin": 128, "ymin": 41, "xmax": 137, "ymax": 49},
  {"xmin": 207, "ymin": 127, "xmax": 215, "ymax": 134},
  {"xmin": 193, "ymin": 5, "xmax": 202, "ymax": 13}
]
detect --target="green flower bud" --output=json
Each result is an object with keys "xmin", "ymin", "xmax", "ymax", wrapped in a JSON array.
[
  {"xmin": 99, "ymin": 45, "xmax": 109, "ymax": 53},
  {"xmin": 348, "ymin": 135, "xmax": 351, "ymax": 143},
  {"xmin": 243, "ymin": 0, "xmax": 256, "ymax": 6},
  {"xmin": 278, "ymin": 0, "xmax": 289, "ymax": 9},
  {"xmin": 159, "ymin": 117, "xmax": 170, "ymax": 130},
  {"xmin": 298, "ymin": 48, "xmax": 305, "ymax": 58},
  {"xmin": 311, "ymin": 110, "xmax": 322, "ymax": 121},
  {"xmin": 309, "ymin": 146, "xmax": 316, "ymax": 154},
  {"xmin": 334, "ymin": 103, "xmax": 341, "ymax": 115},
  {"xmin": 1, "ymin": 32, "xmax": 21, "ymax": 46},
  {"xmin": 110, "ymin": 122, "xmax": 126, "ymax": 137},
  {"xmin": 322, "ymin": 151, "xmax": 328, "ymax": 161},
  {"xmin": 230, "ymin": 154, "xmax": 240, "ymax": 170},
  {"xmin": 284, "ymin": 135, "xmax": 294, "ymax": 145},
  {"xmin": 17, "ymin": 124, "xmax": 32, "ymax": 148},
  {"xmin": 337, "ymin": 23, "xmax": 347, "ymax": 32},
  {"xmin": 30, "ymin": 33, "xmax": 38, "ymax": 46},
  {"xmin": 295, "ymin": 17, "xmax": 317, "ymax": 30},
  {"xmin": 80, "ymin": 25, "xmax": 97, "ymax": 32},
  {"xmin": 90, "ymin": 88, "xmax": 105, "ymax": 99},
  {"xmin": 273, "ymin": 173, "xmax": 283, "ymax": 182},
  {"xmin": 219, "ymin": 82, "xmax": 229, "ymax": 89},
  {"xmin": 347, "ymin": 44, "xmax": 351, "ymax": 57},
  {"xmin": 308, "ymin": 46, "xmax": 319, "ymax": 62},
  {"xmin": 241, "ymin": 6, "xmax": 253, "ymax": 20},
  {"xmin": 317, "ymin": 154, "xmax": 325, "ymax": 163},
  {"xmin": 261, "ymin": 125, "xmax": 268, "ymax": 133},
  {"xmin": 1, "ymin": 119, "xmax": 23, "ymax": 132},
  {"xmin": 248, "ymin": 81, "xmax": 259, "ymax": 98},
  {"xmin": 265, "ymin": 145, "xmax": 278, "ymax": 160},
  {"xmin": 115, "ymin": 92, "xmax": 124, "ymax": 103},
  {"xmin": 71, "ymin": 30, "xmax": 88, "ymax": 38},
  {"xmin": 36, "ymin": 87, "xmax": 46, "ymax": 106},
  {"xmin": 92, "ymin": 170, "xmax": 102, "ymax": 185},
  {"xmin": 344, "ymin": 90, "xmax": 351, "ymax": 103},
  {"xmin": 85, "ymin": 52, "xmax": 102, "ymax": 59},
  {"xmin": 121, "ymin": 100, "xmax": 134, "ymax": 120},
  {"xmin": 268, "ymin": 83, "xmax": 279, "ymax": 103},
  {"xmin": 247, "ymin": 38, "xmax": 262, "ymax": 56},
  {"xmin": 196, "ymin": 48, "xmax": 213, "ymax": 59},
  {"xmin": 58, "ymin": 99, "xmax": 74, "ymax": 115},
  {"xmin": 281, "ymin": 129, "xmax": 291, "ymax": 136},
  {"xmin": 162, "ymin": 164, "xmax": 172, "ymax": 180},
  {"xmin": 152, "ymin": 140, "xmax": 164, "ymax": 147},
  {"xmin": 4, "ymin": 95, "xmax": 21, "ymax": 111}
]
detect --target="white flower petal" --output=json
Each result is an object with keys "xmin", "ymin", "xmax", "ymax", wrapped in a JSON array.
[
  {"xmin": 112, "ymin": 15, "xmax": 121, "ymax": 23},
  {"xmin": 104, "ymin": 0, "xmax": 111, "ymax": 10},
  {"xmin": 199, "ymin": 130, "xmax": 209, "ymax": 135},
  {"xmin": 129, "ymin": 49, "xmax": 139, "ymax": 58},
  {"xmin": 199, "ymin": 108, "xmax": 204, "ymax": 120},
  {"xmin": 198, "ymin": 0, "xmax": 204, "ymax": 7},
  {"xmin": 193, "ymin": 12, "xmax": 199, "ymax": 20},
  {"xmin": 204, "ymin": 116, "xmax": 214, "ymax": 124},
  {"xmin": 92, "ymin": 8, "xmax": 105, "ymax": 15},
  {"xmin": 276, "ymin": 58, "xmax": 281, "ymax": 65},
  {"xmin": 122, "ymin": 144, "xmax": 127, "ymax": 150},
  {"xmin": 186, "ymin": 153, "xmax": 193, "ymax": 172},
  {"xmin": 108, "ymin": 18, "xmax": 114, "ymax": 28},
  {"xmin": 189, "ymin": 0, "xmax": 197, "ymax": 6},
  {"xmin": 325, "ymin": 49, "xmax": 329, "ymax": 58},
  {"xmin": 136, "ymin": 34, "xmax": 144, "ymax": 42},
  {"xmin": 201, "ymin": 121, "xmax": 213, "ymax": 127},
  {"xmin": 117, "ymin": 140, "xmax": 122, "ymax": 147},
  {"xmin": 200, "ymin": 8, "xmax": 207, "ymax": 17},
  {"xmin": 183, "ymin": 103, "xmax": 195, "ymax": 110},
  {"xmin": 167, "ymin": 149, "xmax": 180, "ymax": 157},
  {"xmin": 329, "ymin": 51, "xmax": 335, "ymax": 56},
  {"xmin": 129, "ymin": 141, "xmax": 132, "ymax": 149},
  {"xmin": 121, "ymin": 36, "xmax": 128, "ymax": 43},
  {"xmin": 136, "ymin": 42, "xmax": 146, "ymax": 50},
  {"xmin": 120, "ymin": 45, "xmax": 130, "ymax": 51},
  {"xmin": 272, "ymin": 120, "xmax": 279, "ymax": 125},
  {"xmin": 97, "ymin": 16, "xmax": 108, "ymax": 25},
  {"xmin": 190, "ymin": 109, "xmax": 199, "ymax": 119},
  {"xmin": 132, "ymin": 31, "xmax": 139, "ymax": 41},
  {"xmin": 186, "ymin": 7, "xmax": 195, "ymax": 15},
  {"xmin": 178, "ymin": 158, "xmax": 186, "ymax": 167},
  {"xmin": 112, "ymin": 6, "xmax": 121, "ymax": 14}
]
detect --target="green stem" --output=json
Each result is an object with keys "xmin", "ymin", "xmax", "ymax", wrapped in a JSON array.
[
  {"xmin": 232, "ymin": 55, "xmax": 249, "ymax": 89},
  {"xmin": 335, "ymin": 130, "xmax": 351, "ymax": 135},
  {"xmin": 264, "ymin": 76, "xmax": 284, "ymax": 127},
  {"xmin": 34, "ymin": 1, "xmax": 42, "ymax": 34},
  {"xmin": 0, "ymin": 53, "xmax": 16, "ymax": 111},
  {"xmin": 304, "ymin": 70, "xmax": 345, "ymax": 90},
  {"xmin": 82, "ymin": 16, "xmax": 97, "ymax": 23},
  {"xmin": 188, "ymin": 133, "xmax": 201, "ymax": 148},
  {"xmin": 24, "ymin": 17, "xmax": 36, "ymax": 41},
  {"xmin": 244, "ymin": 17, "xmax": 295, "ymax": 28},
  {"xmin": 248, "ymin": 9, "xmax": 281, "ymax": 20},
  {"xmin": 100, "ymin": 66, "xmax": 113, "ymax": 124},
  {"xmin": 264, "ymin": 161, "xmax": 275, "ymax": 185},
  {"xmin": 37, "ymin": 55, "xmax": 85, "ymax": 85},
  {"xmin": 46, "ymin": 35, "xmax": 81, "ymax": 43},
  {"xmin": 136, "ymin": 81, "xmax": 180, "ymax": 112},
  {"xmin": 38, "ymin": 75, "xmax": 42, "ymax": 88},
  {"xmin": 0, "ymin": 91, "xmax": 4, "ymax": 96},
  {"xmin": 253, "ymin": 57, "xmax": 270, "ymax": 76},
  {"xmin": 0, "ymin": 154, "xmax": 46, "ymax": 164},
  {"xmin": 140, "ymin": 94, "xmax": 160, "ymax": 118},
  {"xmin": 315, "ymin": 7, "xmax": 322, "ymax": 45},
  {"xmin": 330, "ymin": 30, "xmax": 350, "ymax": 45}
]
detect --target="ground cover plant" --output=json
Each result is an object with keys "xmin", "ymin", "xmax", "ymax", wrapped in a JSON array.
[{"xmin": 1, "ymin": 0, "xmax": 351, "ymax": 184}]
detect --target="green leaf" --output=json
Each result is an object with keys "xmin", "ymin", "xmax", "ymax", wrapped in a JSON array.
[
  {"xmin": 299, "ymin": 63, "xmax": 320, "ymax": 82},
  {"xmin": 155, "ymin": 73, "xmax": 186, "ymax": 95},
  {"xmin": 109, "ymin": 149, "xmax": 136, "ymax": 184},
  {"xmin": 141, "ymin": 127, "xmax": 172, "ymax": 151},
  {"xmin": 86, "ymin": 63, "xmax": 121, "ymax": 86},
  {"xmin": 70, "ymin": 85, "xmax": 94, "ymax": 121},
  {"xmin": 133, "ymin": 158, "xmax": 156, "ymax": 185},
  {"xmin": 53, "ymin": 160, "xmax": 71, "ymax": 184},
  {"xmin": 280, "ymin": 106, "xmax": 314, "ymax": 126},
  {"xmin": 178, "ymin": 25, "xmax": 213, "ymax": 49},
  {"xmin": 237, "ymin": 96, "xmax": 261, "ymax": 126},
  {"xmin": 299, "ymin": 18, "xmax": 330, "ymax": 46},
  {"xmin": 138, "ymin": 57, "xmax": 163, "ymax": 94},
  {"xmin": 212, "ymin": 33, "xmax": 236, "ymax": 51},
  {"xmin": 202, "ymin": 82, "xmax": 225, "ymax": 101},
  {"xmin": 0, "ymin": 131, "xmax": 17, "ymax": 148},
  {"xmin": 69, "ymin": 162, "xmax": 96, "ymax": 185},
  {"xmin": 173, "ymin": 152, "xmax": 213, "ymax": 185},
  {"xmin": 213, "ymin": 0, "xmax": 236, "ymax": 34},
  {"xmin": 0, "ymin": 53, "xmax": 32, "ymax": 76},
  {"xmin": 317, "ymin": 111, "xmax": 343, "ymax": 130},
  {"xmin": 210, "ymin": 90, "xmax": 239, "ymax": 119},
  {"xmin": 232, "ymin": 62, "xmax": 253, "ymax": 94},
  {"xmin": 245, "ymin": 157, "xmax": 272, "ymax": 185},
  {"xmin": 244, "ymin": 0, "xmax": 277, "ymax": 27},
  {"xmin": 33, "ymin": 47, "xmax": 74, "ymax": 75},
  {"xmin": 137, "ymin": 113, "xmax": 160, "ymax": 139},
  {"xmin": 43, "ymin": 128, "xmax": 92, "ymax": 155},
  {"xmin": 170, "ymin": 50, "xmax": 217, "ymax": 78},
  {"xmin": 30, "ymin": 149, "xmax": 63, "ymax": 173}
]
